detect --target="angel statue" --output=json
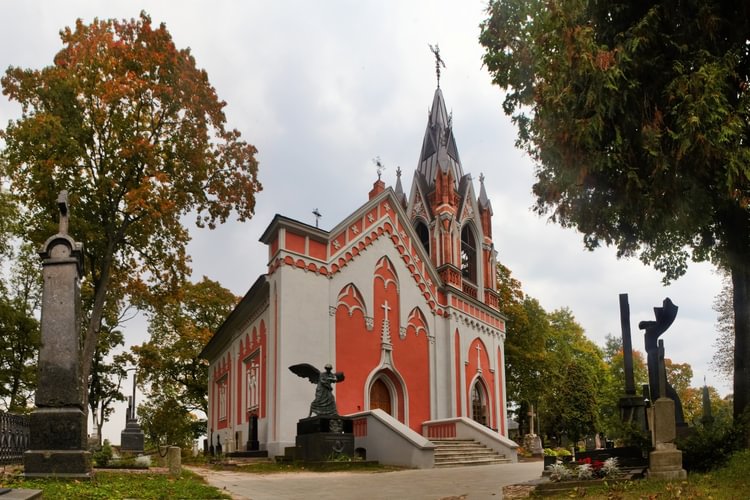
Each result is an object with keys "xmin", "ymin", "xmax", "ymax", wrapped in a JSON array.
[{"xmin": 289, "ymin": 363, "xmax": 345, "ymax": 417}]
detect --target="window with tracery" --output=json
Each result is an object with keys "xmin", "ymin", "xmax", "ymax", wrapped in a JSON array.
[
  {"xmin": 415, "ymin": 220, "xmax": 430, "ymax": 255},
  {"xmin": 461, "ymin": 225, "xmax": 477, "ymax": 282}
]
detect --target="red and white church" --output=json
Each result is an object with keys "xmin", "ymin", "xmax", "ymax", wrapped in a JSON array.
[{"xmin": 200, "ymin": 85, "xmax": 517, "ymax": 466}]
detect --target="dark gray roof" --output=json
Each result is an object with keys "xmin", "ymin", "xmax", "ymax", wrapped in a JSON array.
[{"xmin": 416, "ymin": 88, "xmax": 463, "ymax": 188}]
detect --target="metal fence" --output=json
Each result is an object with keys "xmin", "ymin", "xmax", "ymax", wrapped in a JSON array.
[{"xmin": 0, "ymin": 411, "xmax": 30, "ymax": 465}]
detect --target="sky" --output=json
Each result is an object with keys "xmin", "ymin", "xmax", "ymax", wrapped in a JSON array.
[{"xmin": 1, "ymin": 1, "xmax": 727, "ymax": 445}]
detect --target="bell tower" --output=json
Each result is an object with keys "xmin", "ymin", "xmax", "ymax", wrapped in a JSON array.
[{"xmin": 405, "ymin": 80, "xmax": 498, "ymax": 308}]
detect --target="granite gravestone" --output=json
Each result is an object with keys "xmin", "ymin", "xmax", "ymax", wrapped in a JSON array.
[
  {"xmin": 639, "ymin": 298, "xmax": 687, "ymax": 480},
  {"xmin": 24, "ymin": 191, "xmax": 91, "ymax": 478},
  {"xmin": 120, "ymin": 396, "xmax": 144, "ymax": 453},
  {"xmin": 617, "ymin": 294, "xmax": 647, "ymax": 430}
]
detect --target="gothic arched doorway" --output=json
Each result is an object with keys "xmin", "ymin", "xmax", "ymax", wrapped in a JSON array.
[
  {"xmin": 370, "ymin": 378, "xmax": 392, "ymax": 415},
  {"xmin": 471, "ymin": 379, "xmax": 489, "ymax": 427}
]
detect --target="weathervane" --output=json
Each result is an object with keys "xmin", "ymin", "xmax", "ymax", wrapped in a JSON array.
[
  {"xmin": 373, "ymin": 156, "xmax": 385, "ymax": 180},
  {"xmin": 429, "ymin": 43, "xmax": 445, "ymax": 88}
]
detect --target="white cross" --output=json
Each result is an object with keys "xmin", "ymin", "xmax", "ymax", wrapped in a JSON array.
[
  {"xmin": 381, "ymin": 300, "xmax": 391, "ymax": 317},
  {"xmin": 476, "ymin": 344, "xmax": 482, "ymax": 368}
]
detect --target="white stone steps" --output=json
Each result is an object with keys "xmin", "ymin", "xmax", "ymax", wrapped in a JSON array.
[{"xmin": 431, "ymin": 438, "xmax": 511, "ymax": 468}]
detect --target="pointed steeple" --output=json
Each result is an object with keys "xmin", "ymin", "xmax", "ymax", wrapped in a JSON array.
[
  {"xmin": 416, "ymin": 88, "xmax": 464, "ymax": 189},
  {"xmin": 477, "ymin": 173, "xmax": 493, "ymax": 240},
  {"xmin": 394, "ymin": 166, "xmax": 407, "ymax": 209},
  {"xmin": 478, "ymin": 173, "xmax": 492, "ymax": 213}
]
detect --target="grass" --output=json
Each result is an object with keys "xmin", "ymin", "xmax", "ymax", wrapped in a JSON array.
[
  {"xmin": 0, "ymin": 469, "xmax": 230, "ymax": 499},
  {"xmin": 545, "ymin": 449, "xmax": 750, "ymax": 499}
]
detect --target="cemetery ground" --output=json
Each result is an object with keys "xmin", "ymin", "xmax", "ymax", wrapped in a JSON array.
[
  {"xmin": 524, "ymin": 449, "xmax": 750, "ymax": 499},
  {"xmin": 0, "ymin": 451, "xmax": 748, "ymax": 499}
]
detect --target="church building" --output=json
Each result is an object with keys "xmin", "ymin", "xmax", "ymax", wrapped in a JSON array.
[{"xmin": 200, "ymin": 84, "xmax": 515, "ymax": 466}]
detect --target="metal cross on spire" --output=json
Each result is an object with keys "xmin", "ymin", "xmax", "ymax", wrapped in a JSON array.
[{"xmin": 429, "ymin": 43, "xmax": 446, "ymax": 88}]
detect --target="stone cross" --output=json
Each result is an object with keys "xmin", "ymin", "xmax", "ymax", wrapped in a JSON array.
[
  {"xmin": 57, "ymin": 190, "xmax": 69, "ymax": 235},
  {"xmin": 619, "ymin": 294, "xmax": 636, "ymax": 395},
  {"xmin": 527, "ymin": 404, "xmax": 536, "ymax": 435},
  {"xmin": 475, "ymin": 344, "xmax": 482, "ymax": 372},
  {"xmin": 25, "ymin": 189, "xmax": 90, "ymax": 478}
]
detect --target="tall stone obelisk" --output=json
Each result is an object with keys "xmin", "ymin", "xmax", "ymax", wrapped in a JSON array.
[{"xmin": 24, "ymin": 191, "xmax": 91, "ymax": 478}]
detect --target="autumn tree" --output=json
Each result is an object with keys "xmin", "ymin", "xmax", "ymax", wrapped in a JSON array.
[
  {"xmin": 88, "ymin": 330, "xmax": 129, "ymax": 446},
  {"xmin": 0, "ymin": 243, "xmax": 41, "ymax": 412},
  {"xmin": 712, "ymin": 273, "xmax": 734, "ymax": 379},
  {"xmin": 496, "ymin": 263, "xmax": 552, "ymax": 434},
  {"xmin": 132, "ymin": 277, "xmax": 238, "ymax": 418},
  {"xmin": 481, "ymin": 1, "xmax": 750, "ymax": 437},
  {"xmin": 0, "ymin": 12, "xmax": 261, "ymax": 402},
  {"xmin": 599, "ymin": 334, "xmax": 648, "ymax": 437},
  {"xmin": 540, "ymin": 308, "xmax": 607, "ymax": 443}
]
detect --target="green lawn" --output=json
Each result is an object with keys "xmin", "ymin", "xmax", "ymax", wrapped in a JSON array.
[
  {"xmin": 1, "ymin": 469, "xmax": 230, "ymax": 499},
  {"xmin": 546, "ymin": 449, "xmax": 750, "ymax": 499}
]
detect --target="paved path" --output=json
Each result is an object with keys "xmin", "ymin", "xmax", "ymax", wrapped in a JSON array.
[{"xmin": 189, "ymin": 462, "xmax": 543, "ymax": 500}]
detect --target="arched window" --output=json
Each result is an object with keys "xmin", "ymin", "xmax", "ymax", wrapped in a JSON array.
[
  {"xmin": 415, "ymin": 220, "xmax": 430, "ymax": 256},
  {"xmin": 461, "ymin": 225, "xmax": 477, "ymax": 283}
]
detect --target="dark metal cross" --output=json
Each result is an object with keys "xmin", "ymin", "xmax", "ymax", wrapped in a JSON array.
[
  {"xmin": 57, "ymin": 190, "xmax": 69, "ymax": 235},
  {"xmin": 429, "ymin": 43, "xmax": 446, "ymax": 88}
]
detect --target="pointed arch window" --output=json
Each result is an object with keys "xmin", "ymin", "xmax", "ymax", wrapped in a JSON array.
[
  {"xmin": 461, "ymin": 225, "xmax": 477, "ymax": 283},
  {"xmin": 414, "ymin": 220, "xmax": 430, "ymax": 256}
]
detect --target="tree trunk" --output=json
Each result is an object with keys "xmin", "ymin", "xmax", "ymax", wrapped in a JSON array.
[
  {"xmin": 732, "ymin": 262, "xmax": 750, "ymax": 429},
  {"xmin": 728, "ymin": 204, "xmax": 750, "ymax": 446},
  {"xmin": 81, "ymin": 250, "xmax": 115, "ymax": 408}
]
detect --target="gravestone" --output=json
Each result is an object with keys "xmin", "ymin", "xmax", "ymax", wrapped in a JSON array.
[
  {"xmin": 701, "ymin": 383, "xmax": 714, "ymax": 427},
  {"xmin": 120, "ymin": 395, "xmax": 145, "ymax": 453},
  {"xmin": 617, "ymin": 294, "xmax": 647, "ymax": 430},
  {"xmin": 24, "ymin": 191, "xmax": 92, "ymax": 478},
  {"xmin": 642, "ymin": 322, "xmax": 687, "ymax": 479}
]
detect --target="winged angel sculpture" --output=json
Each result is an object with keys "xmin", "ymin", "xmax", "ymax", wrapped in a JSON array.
[{"xmin": 289, "ymin": 363, "xmax": 345, "ymax": 417}]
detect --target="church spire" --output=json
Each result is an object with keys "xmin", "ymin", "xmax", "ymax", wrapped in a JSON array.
[
  {"xmin": 416, "ymin": 88, "xmax": 464, "ymax": 189},
  {"xmin": 394, "ymin": 166, "xmax": 407, "ymax": 209}
]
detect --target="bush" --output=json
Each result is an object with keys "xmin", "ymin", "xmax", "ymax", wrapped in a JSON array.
[
  {"xmin": 93, "ymin": 439, "xmax": 113, "ymax": 467},
  {"xmin": 678, "ymin": 418, "xmax": 745, "ymax": 472}
]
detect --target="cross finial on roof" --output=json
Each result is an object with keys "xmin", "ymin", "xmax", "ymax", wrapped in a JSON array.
[
  {"xmin": 312, "ymin": 208, "xmax": 322, "ymax": 228},
  {"xmin": 396, "ymin": 166, "xmax": 402, "ymax": 179},
  {"xmin": 429, "ymin": 44, "xmax": 445, "ymax": 88},
  {"xmin": 479, "ymin": 173, "xmax": 485, "ymax": 184}
]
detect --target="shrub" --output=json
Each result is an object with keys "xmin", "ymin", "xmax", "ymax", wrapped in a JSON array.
[
  {"xmin": 93, "ymin": 439, "xmax": 113, "ymax": 467},
  {"xmin": 678, "ymin": 413, "xmax": 748, "ymax": 472}
]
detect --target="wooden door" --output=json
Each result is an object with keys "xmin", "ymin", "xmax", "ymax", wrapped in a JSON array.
[{"xmin": 370, "ymin": 379, "xmax": 392, "ymax": 415}]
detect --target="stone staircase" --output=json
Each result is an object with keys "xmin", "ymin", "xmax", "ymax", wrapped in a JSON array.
[{"xmin": 431, "ymin": 438, "xmax": 511, "ymax": 468}]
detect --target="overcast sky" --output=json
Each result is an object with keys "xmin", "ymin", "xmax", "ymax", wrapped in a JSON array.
[{"xmin": 2, "ymin": 1, "xmax": 727, "ymax": 444}]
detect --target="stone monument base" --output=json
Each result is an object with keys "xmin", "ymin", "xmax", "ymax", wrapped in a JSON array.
[
  {"xmin": 25, "ymin": 407, "xmax": 91, "ymax": 478},
  {"xmin": 120, "ymin": 419, "xmax": 145, "ymax": 453},
  {"xmin": 23, "ymin": 450, "xmax": 92, "ymax": 479},
  {"xmin": 523, "ymin": 434, "xmax": 543, "ymax": 456},
  {"xmin": 295, "ymin": 415, "xmax": 354, "ymax": 462},
  {"xmin": 647, "ymin": 443, "xmax": 687, "ymax": 480}
]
